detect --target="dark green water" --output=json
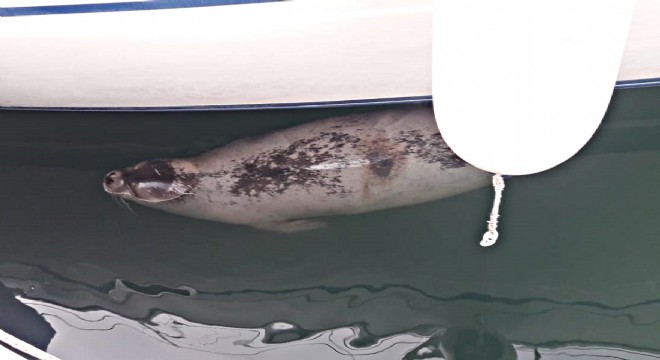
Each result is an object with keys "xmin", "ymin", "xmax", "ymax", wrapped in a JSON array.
[{"xmin": 1, "ymin": 88, "xmax": 659, "ymax": 359}]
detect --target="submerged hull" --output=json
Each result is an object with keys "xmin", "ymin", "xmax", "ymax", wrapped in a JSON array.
[{"xmin": 0, "ymin": 0, "xmax": 659, "ymax": 110}]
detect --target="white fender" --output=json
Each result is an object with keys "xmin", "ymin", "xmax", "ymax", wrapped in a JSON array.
[
  {"xmin": 432, "ymin": 0, "xmax": 635, "ymax": 246},
  {"xmin": 432, "ymin": 0, "xmax": 635, "ymax": 176}
]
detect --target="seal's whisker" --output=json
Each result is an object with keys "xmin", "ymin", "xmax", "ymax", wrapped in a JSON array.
[
  {"xmin": 119, "ymin": 197, "xmax": 137, "ymax": 215},
  {"xmin": 111, "ymin": 195, "xmax": 136, "ymax": 215},
  {"xmin": 110, "ymin": 195, "xmax": 123, "ymax": 208}
]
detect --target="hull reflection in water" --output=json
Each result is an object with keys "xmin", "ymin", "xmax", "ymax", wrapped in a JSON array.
[
  {"xmin": 12, "ymin": 297, "xmax": 660, "ymax": 360},
  {"xmin": 3, "ymin": 261, "xmax": 660, "ymax": 360}
]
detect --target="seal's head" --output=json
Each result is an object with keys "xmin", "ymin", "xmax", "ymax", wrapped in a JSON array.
[{"xmin": 103, "ymin": 159, "xmax": 193, "ymax": 203}]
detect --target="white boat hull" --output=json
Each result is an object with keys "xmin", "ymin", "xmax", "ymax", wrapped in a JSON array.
[{"xmin": 0, "ymin": 0, "xmax": 658, "ymax": 110}]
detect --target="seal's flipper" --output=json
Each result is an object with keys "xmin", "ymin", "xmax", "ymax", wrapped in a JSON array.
[{"xmin": 254, "ymin": 219, "xmax": 328, "ymax": 233}]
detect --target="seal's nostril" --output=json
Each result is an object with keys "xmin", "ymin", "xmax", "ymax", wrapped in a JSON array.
[{"xmin": 104, "ymin": 171, "xmax": 121, "ymax": 189}]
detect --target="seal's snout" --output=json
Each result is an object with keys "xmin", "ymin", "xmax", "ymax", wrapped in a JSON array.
[{"xmin": 103, "ymin": 170, "xmax": 126, "ymax": 194}]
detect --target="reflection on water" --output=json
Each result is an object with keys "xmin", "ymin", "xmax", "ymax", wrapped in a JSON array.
[
  {"xmin": 12, "ymin": 295, "xmax": 660, "ymax": 360},
  {"xmin": 1, "ymin": 88, "xmax": 660, "ymax": 359}
]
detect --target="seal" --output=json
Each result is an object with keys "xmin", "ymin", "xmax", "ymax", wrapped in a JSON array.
[{"xmin": 103, "ymin": 108, "xmax": 489, "ymax": 232}]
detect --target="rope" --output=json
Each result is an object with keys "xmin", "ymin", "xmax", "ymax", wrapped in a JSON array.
[
  {"xmin": 481, "ymin": 174, "xmax": 505, "ymax": 247},
  {"xmin": 0, "ymin": 328, "xmax": 61, "ymax": 360}
]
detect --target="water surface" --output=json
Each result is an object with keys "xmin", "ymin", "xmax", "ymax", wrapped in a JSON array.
[{"xmin": 1, "ymin": 89, "xmax": 660, "ymax": 359}]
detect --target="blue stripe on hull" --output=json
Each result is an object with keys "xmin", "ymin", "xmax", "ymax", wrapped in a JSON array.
[
  {"xmin": 0, "ymin": 96, "xmax": 434, "ymax": 112},
  {"xmin": 614, "ymin": 77, "xmax": 660, "ymax": 89},
  {"xmin": 0, "ymin": 79, "xmax": 657, "ymax": 112},
  {"xmin": 0, "ymin": 0, "xmax": 278, "ymax": 16}
]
